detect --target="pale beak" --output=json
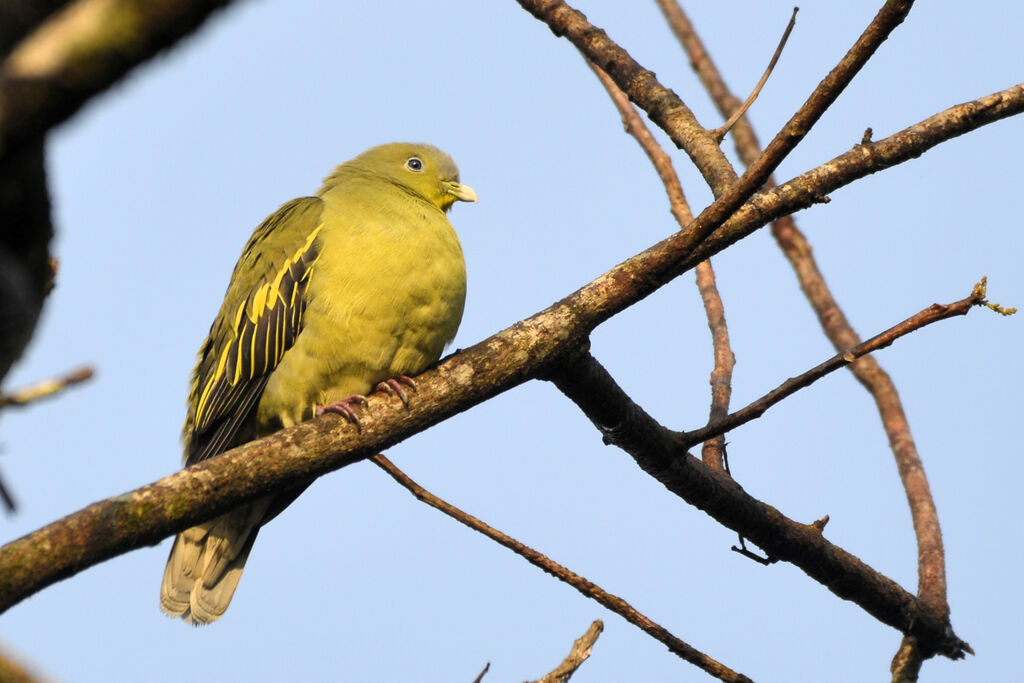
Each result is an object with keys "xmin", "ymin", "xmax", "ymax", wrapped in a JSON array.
[{"xmin": 445, "ymin": 181, "xmax": 478, "ymax": 203}]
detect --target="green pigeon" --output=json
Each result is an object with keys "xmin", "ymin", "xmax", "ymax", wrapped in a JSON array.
[{"xmin": 160, "ymin": 142, "xmax": 475, "ymax": 624}]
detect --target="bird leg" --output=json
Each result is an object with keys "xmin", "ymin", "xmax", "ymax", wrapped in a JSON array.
[
  {"xmin": 315, "ymin": 395, "xmax": 370, "ymax": 428},
  {"xmin": 375, "ymin": 376, "xmax": 418, "ymax": 409}
]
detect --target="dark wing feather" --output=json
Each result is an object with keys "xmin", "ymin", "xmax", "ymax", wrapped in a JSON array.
[{"xmin": 185, "ymin": 197, "xmax": 324, "ymax": 465}]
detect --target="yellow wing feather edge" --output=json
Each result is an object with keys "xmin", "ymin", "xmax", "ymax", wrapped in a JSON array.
[
  {"xmin": 195, "ymin": 224, "xmax": 322, "ymax": 424},
  {"xmin": 185, "ymin": 198, "xmax": 324, "ymax": 464}
]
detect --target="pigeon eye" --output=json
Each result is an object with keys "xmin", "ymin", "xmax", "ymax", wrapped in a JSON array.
[{"xmin": 405, "ymin": 157, "xmax": 424, "ymax": 172}]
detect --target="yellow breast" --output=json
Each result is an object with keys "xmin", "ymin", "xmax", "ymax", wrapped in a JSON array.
[{"xmin": 256, "ymin": 181, "xmax": 466, "ymax": 429}]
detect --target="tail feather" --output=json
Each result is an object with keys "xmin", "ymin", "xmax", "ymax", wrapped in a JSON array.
[{"xmin": 160, "ymin": 499, "xmax": 271, "ymax": 624}]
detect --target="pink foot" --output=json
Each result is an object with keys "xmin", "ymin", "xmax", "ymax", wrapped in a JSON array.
[
  {"xmin": 315, "ymin": 395, "xmax": 370, "ymax": 428},
  {"xmin": 375, "ymin": 376, "xmax": 418, "ymax": 408}
]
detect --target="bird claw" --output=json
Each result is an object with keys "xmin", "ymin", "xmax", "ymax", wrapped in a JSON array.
[
  {"xmin": 375, "ymin": 376, "xmax": 418, "ymax": 409},
  {"xmin": 315, "ymin": 395, "xmax": 370, "ymax": 429},
  {"xmin": 315, "ymin": 376, "xmax": 418, "ymax": 427}
]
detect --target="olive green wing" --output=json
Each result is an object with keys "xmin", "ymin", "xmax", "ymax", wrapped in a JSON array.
[{"xmin": 185, "ymin": 197, "xmax": 324, "ymax": 465}]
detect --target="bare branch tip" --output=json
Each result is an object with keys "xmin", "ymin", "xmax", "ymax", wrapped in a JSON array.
[
  {"xmin": 534, "ymin": 620, "xmax": 604, "ymax": 683},
  {"xmin": 0, "ymin": 364, "xmax": 95, "ymax": 409},
  {"xmin": 0, "ymin": 474, "xmax": 16, "ymax": 514},
  {"xmin": 711, "ymin": 4, "xmax": 798, "ymax": 140},
  {"xmin": 471, "ymin": 662, "xmax": 490, "ymax": 683}
]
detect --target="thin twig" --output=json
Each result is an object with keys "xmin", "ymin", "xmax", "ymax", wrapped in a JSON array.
[
  {"xmin": 518, "ymin": 0, "xmax": 737, "ymax": 192},
  {"xmin": 586, "ymin": 62, "xmax": 694, "ymax": 226},
  {"xmin": 371, "ymin": 455, "xmax": 753, "ymax": 682},
  {"xmin": 694, "ymin": 262, "xmax": 733, "ymax": 472},
  {"xmin": 471, "ymin": 662, "xmax": 490, "ymax": 683},
  {"xmin": 588, "ymin": 62, "xmax": 734, "ymax": 472},
  {"xmin": 532, "ymin": 620, "xmax": 603, "ymax": 683},
  {"xmin": 0, "ymin": 365, "xmax": 93, "ymax": 408},
  {"xmin": 711, "ymin": 7, "xmax": 798, "ymax": 142},
  {"xmin": 682, "ymin": 281, "xmax": 993, "ymax": 448},
  {"xmin": 0, "ymin": 468, "xmax": 16, "ymax": 513},
  {"xmin": 730, "ymin": 0, "xmax": 915, "ymax": 206}
]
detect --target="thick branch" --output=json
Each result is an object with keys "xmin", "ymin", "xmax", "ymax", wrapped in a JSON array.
[
  {"xmin": 0, "ymin": 140, "xmax": 50, "ymax": 383},
  {"xmin": 0, "ymin": 0, "xmax": 240, "ymax": 151},
  {"xmin": 0, "ymin": 1, "xmax": 69, "ymax": 55}
]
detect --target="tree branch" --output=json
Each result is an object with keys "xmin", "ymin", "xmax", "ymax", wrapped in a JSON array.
[
  {"xmin": 694, "ymin": 260, "xmax": 733, "ymax": 472},
  {"xmin": 372, "ymin": 456, "xmax": 751, "ymax": 682},
  {"xmin": 681, "ymin": 281, "xmax": 996, "ymax": 447},
  {"xmin": 0, "ymin": 78, "xmax": 1016, "ymax": 658},
  {"xmin": 522, "ymin": 0, "xmax": 914, "ymax": 236},
  {"xmin": 515, "ymin": 0, "xmax": 736, "ymax": 193},
  {"xmin": 1, "ymin": 0, "xmax": 241, "ymax": 149},
  {"xmin": 547, "ymin": 351, "xmax": 970, "ymax": 659},
  {"xmin": 678, "ymin": 82, "xmax": 1024, "ymax": 273},
  {"xmin": 0, "ymin": 140, "xmax": 50, "ymax": 384},
  {"xmin": 657, "ymin": 5, "xmax": 959, "ymax": 646},
  {"xmin": 531, "ymin": 620, "xmax": 603, "ymax": 683},
  {"xmin": 588, "ymin": 61, "xmax": 734, "ymax": 472},
  {"xmin": 0, "ymin": 364, "xmax": 93, "ymax": 408},
  {"xmin": 891, "ymin": 635, "xmax": 925, "ymax": 682},
  {"xmin": 659, "ymin": 15, "xmax": 1020, "ymax": 663},
  {"xmin": 0, "ymin": 1, "xmax": 70, "ymax": 55}
]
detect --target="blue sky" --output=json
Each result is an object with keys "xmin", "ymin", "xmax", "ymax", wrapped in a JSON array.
[{"xmin": 2, "ymin": 2, "xmax": 1021, "ymax": 681}]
